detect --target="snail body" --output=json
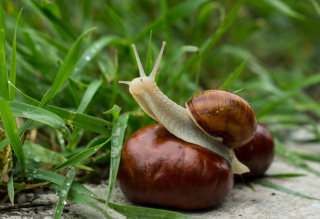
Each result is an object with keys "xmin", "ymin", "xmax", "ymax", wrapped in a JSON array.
[{"xmin": 120, "ymin": 42, "xmax": 257, "ymax": 174}]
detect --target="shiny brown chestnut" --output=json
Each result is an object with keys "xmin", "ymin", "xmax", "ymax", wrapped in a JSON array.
[
  {"xmin": 186, "ymin": 90, "xmax": 257, "ymax": 148},
  {"xmin": 117, "ymin": 124, "xmax": 234, "ymax": 210},
  {"xmin": 234, "ymin": 123, "xmax": 274, "ymax": 178}
]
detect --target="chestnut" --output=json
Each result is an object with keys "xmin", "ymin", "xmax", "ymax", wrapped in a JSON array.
[
  {"xmin": 234, "ymin": 123, "xmax": 274, "ymax": 178},
  {"xmin": 117, "ymin": 124, "xmax": 233, "ymax": 210}
]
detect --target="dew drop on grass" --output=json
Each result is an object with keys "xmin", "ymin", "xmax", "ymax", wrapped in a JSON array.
[
  {"xmin": 85, "ymin": 56, "xmax": 91, "ymax": 61},
  {"xmin": 91, "ymin": 49, "xmax": 96, "ymax": 53},
  {"xmin": 67, "ymin": 183, "xmax": 70, "ymax": 186},
  {"xmin": 95, "ymin": 44, "xmax": 100, "ymax": 49},
  {"xmin": 74, "ymin": 68, "xmax": 79, "ymax": 72}
]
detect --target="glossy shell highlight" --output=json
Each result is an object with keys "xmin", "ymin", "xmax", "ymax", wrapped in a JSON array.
[
  {"xmin": 186, "ymin": 90, "xmax": 257, "ymax": 148},
  {"xmin": 117, "ymin": 124, "xmax": 233, "ymax": 210}
]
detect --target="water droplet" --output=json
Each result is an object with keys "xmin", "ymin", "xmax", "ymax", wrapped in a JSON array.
[
  {"xmin": 91, "ymin": 48, "xmax": 96, "ymax": 53},
  {"xmin": 91, "ymin": 194, "xmax": 93, "ymax": 197},
  {"xmin": 95, "ymin": 44, "xmax": 100, "ymax": 49},
  {"xmin": 34, "ymin": 175, "xmax": 36, "ymax": 178},
  {"xmin": 85, "ymin": 56, "xmax": 91, "ymax": 61},
  {"xmin": 74, "ymin": 68, "xmax": 79, "ymax": 72},
  {"xmin": 67, "ymin": 183, "xmax": 70, "ymax": 186},
  {"xmin": 57, "ymin": 210, "xmax": 60, "ymax": 213},
  {"xmin": 33, "ymin": 169, "xmax": 37, "ymax": 173}
]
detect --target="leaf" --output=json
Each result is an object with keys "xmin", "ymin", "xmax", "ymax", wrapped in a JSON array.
[
  {"xmin": 264, "ymin": 173, "xmax": 307, "ymax": 178},
  {"xmin": 262, "ymin": 0, "xmax": 305, "ymax": 20},
  {"xmin": 9, "ymin": 9, "xmax": 22, "ymax": 101},
  {"xmin": 44, "ymin": 28, "xmax": 94, "ymax": 105},
  {"xmin": 0, "ymin": 3, "xmax": 9, "ymax": 101},
  {"xmin": 275, "ymin": 139, "xmax": 320, "ymax": 177},
  {"xmin": 145, "ymin": 31, "xmax": 153, "ymax": 75},
  {"xmin": 8, "ymin": 174, "xmax": 14, "ymax": 204},
  {"xmin": 103, "ymin": 104, "xmax": 121, "ymax": 115},
  {"xmin": 51, "ymin": 135, "xmax": 114, "ymax": 172},
  {"xmin": 109, "ymin": 202, "xmax": 198, "ymax": 219},
  {"xmin": 8, "ymin": 101, "xmax": 72, "ymax": 146},
  {"xmin": 105, "ymin": 114, "xmax": 129, "ymax": 209},
  {"xmin": 77, "ymin": 79, "xmax": 102, "ymax": 113},
  {"xmin": 199, "ymin": 0, "xmax": 245, "ymax": 55},
  {"xmin": 135, "ymin": 0, "xmax": 209, "ymax": 41},
  {"xmin": 0, "ymin": 99, "xmax": 25, "ymax": 170},
  {"xmin": 105, "ymin": 6, "xmax": 128, "ymax": 38},
  {"xmin": 53, "ymin": 167, "xmax": 78, "ymax": 219},
  {"xmin": 71, "ymin": 36, "xmax": 122, "ymax": 77},
  {"xmin": 0, "ymin": 128, "xmax": 12, "ymax": 182},
  {"xmin": 280, "ymin": 74, "xmax": 320, "ymax": 91},
  {"xmin": 309, "ymin": 0, "xmax": 320, "ymax": 16},
  {"xmin": 253, "ymin": 179, "xmax": 320, "ymax": 201},
  {"xmin": 296, "ymin": 152, "xmax": 320, "ymax": 163},
  {"xmin": 220, "ymin": 60, "xmax": 248, "ymax": 90},
  {"xmin": 9, "ymin": 82, "xmax": 112, "ymax": 134}
]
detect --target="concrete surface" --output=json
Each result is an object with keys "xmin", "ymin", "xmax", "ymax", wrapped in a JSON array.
[{"xmin": 0, "ymin": 141, "xmax": 320, "ymax": 219}]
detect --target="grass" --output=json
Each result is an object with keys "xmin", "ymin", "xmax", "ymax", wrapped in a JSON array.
[{"xmin": 0, "ymin": 0, "xmax": 320, "ymax": 218}]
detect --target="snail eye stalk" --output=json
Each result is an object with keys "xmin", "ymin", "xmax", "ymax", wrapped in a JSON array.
[
  {"xmin": 149, "ymin": 41, "xmax": 166, "ymax": 81},
  {"xmin": 131, "ymin": 44, "xmax": 146, "ymax": 77}
]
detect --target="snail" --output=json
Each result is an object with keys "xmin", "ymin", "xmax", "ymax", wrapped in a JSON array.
[
  {"xmin": 234, "ymin": 123, "xmax": 274, "ymax": 178},
  {"xmin": 117, "ymin": 41, "xmax": 258, "ymax": 209}
]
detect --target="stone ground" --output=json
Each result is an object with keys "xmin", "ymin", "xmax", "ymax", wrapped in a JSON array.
[{"xmin": 0, "ymin": 138, "xmax": 320, "ymax": 219}]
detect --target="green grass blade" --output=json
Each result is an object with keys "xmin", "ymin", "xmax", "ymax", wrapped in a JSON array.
[
  {"xmin": 30, "ymin": 0, "xmax": 78, "ymax": 40},
  {"xmin": 68, "ymin": 78, "xmax": 80, "ymax": 107},
  {"xmin": 135, "ymin": 0, "xmax": 209, "ymax": 41},
  {"xmin": 296, "ymin": 152, "xmax": 320, "ymax": 163},
  {"xmin": 253, "ymin": 179, "xmax": 320, "ymax": 201},
  {"xmin": 53, "ymin": 167, "xmax": 78, "ymax": 219},
  {"xmin": 24, "ymin": 141, "xmax": 66, "ymax": 165},
  {"xmin": 8, "ymin": 101, "xmax": 72, "ymax": 146},
  {"xmin": 0, "ymin": 99, "xmax": 25, "ymax": 170},
  {"xmin": 262, "ymin": 0, "xmax": 305, "ymax": 20},
  {"xmin": 145, "ymin": 31, "xmax": 153, "ymax": 75},
  {"xmin": 0, "ymin": 3, "xmax": 9, "ymax": 100},
  {"xmin": 77, "ymin": 79, "xmax": 102, "ymax": 113},
  {"xmin": 45, "ymin": 28, "xmax": 94, "ymax": 105},
  {"xmin": 109, "ymin": 202, "xmax": 198, "ymax": 219},
  {"xmin": 71, "ymin": 36, "xmax": 122, "ymax": 77},
  {"xmin": 9, "ymin": 82, "xmax": 112, "ymax": 133},
  {"xmin": 199, "ymin": 0, "xmax": 245, "ymax": 55},
  {"xmin": 220, "ymin": 60, "xmax": 248, "ymax": 90},
  {"xmin": 275, "ymin": 139, "xmax": 320, "ymax": 177},
  {"xmin": 9, "ymin": 9, "xmax": 22, "ymax": 101},
  {"xmin": 309, "ymin": 0, "xmax": 320, "ymax": 15},
  {"xmin": 8, "ymin": 174, "xmax": 14, "ymax": 204},
  {"xmin": 47, "ymin": 183, "xmax": 112, "ymax": 219},
  {"xmin": 105, "ymin": 6, "xmax": 128, "ymax": 38},
  {"xmin": 103, "ymin": 105, "xmax": 121, "ymax": 116},
  {"xmin": 264, "ymin": 173, "xmax": 307, "ymax": 178},
  {"xmin": 51, "ymin": 136, "xmax": 114, "ymax": 172},
  {"xmin": 280, "ymin": 74, "xmax": 320, "ymax": 91},
  {"xmin": 105, "ymin": 114, "xmax": 129, "ymax": 209}
]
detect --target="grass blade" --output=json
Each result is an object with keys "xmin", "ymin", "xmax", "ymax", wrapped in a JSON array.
[
  {"xmin": 262, "ymin": 0, "xmax": 305, "ymax": 20},
  {"xmin": 8, "ymin": 174, "xmax": 14, "ymax": 204},
  {"xmin": 105, "ymin": 6, "xmax": 128, "ymax": 38},
  {"xmin": 296, "ymin": 152, "xmax": 320, "ymax": 163},
  {"xmin": 220, "ymin": 60, "xmax": 248, "ymax": 90},
  {"xmin": 145, "ymin": 31, "xmax": 153, "ymax": 75},
  {"xmin": 51, "ymin": 136, "xmax": 114, "ymax": 172},
  {"xmin": 71, "ymin": 36, "xmax": 122, "ymax": 77},
  {"xmin": 135, "ymin": 0, "xmax": 209, "ymax": 41},
  {"xmin": 45, "ymin": 28, "xmax": 94, "ymax": 105},
  {"xmin": 0, "ymin": 3, "xmax": 9, "ymax": 100},
  {"xmin": 199, "ymin": 0, "xmax": 245, "ymax": 55},
  {"xmin": 8, "ymin": 101, "xmax": 72, "ymax": 146},
  {"xmin": 105, "ymin": 114, "xmax": 129, "ymax": 209},
  {"xmin": 9, "ymin": 82, "xmax": 112, "ymax": 133},
  {"xmin": 280, "ymin": 74, "xmax": 320, "ymax": 91},
  {"xmin": 253, "ymin": 179, "xmax": 320, "ymax": 201},
  {"xmin": 275, "ymin": 139, "xmax": 320, "ymax": 177},
  {"xmin": 9, "ymin": 9, "xmax": 22, "ymax": 101},
  {"xmin": 109, "ymin": 202, "xmax": 198, "ymax": 219},
  {"xmin": 77, "ymin": 79, "xmax": 102, "ymax": 113},
  {"xmin": 309, "ymin": 0, "xmax": 320, "ymax": 15},
  {"xmin": 0, "ymin": 99, "xmax": 25, "ymax": 170},
  {"xmin": 264, "ymin": 173, "xmax": 307, "ymax": 178},
  {"xmin": 53, "ymin": 167, "xmax": 78, "ymax": 219}
]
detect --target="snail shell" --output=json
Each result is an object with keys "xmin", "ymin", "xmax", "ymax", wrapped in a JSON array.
[{"xmin": 186, "ymin": 90, "xmax": 257, "ymax": 148}]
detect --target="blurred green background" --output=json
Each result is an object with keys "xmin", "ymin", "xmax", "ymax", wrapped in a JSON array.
[{"xmin": 2, "ymin": 0, "xmax": 320, "ymax": 142}]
